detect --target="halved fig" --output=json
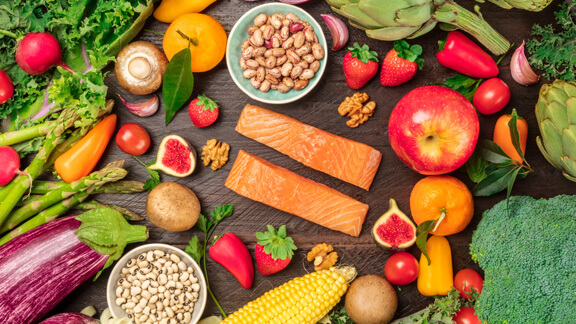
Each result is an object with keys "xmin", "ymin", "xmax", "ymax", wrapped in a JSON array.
[
  {"xmin": 149, "ymin": 135, "xmax": 196, "ymax": 177},
  {"xmin": 372, "ymin": 198, "xmax": 417, "ymax": 252}
]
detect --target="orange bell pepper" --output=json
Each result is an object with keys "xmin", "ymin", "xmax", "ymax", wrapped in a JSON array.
[
  {"xmin": 417, "ymin": 235, "xmax": 453, "ymax": 296},
  {"xmin": 54, "ymin": 114, "xmax": 117, "ymax": 182},
  {"xmin": 493, "ymin": 108, "xmax": 528, "ymax": 164}
]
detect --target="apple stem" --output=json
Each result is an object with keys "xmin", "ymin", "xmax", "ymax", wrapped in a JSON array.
[{"xmin": 432, "ymin": 209, "xmax": 447, "ymax": 233}]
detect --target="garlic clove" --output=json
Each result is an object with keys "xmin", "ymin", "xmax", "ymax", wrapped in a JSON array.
[
  {"xmin": 118, "ymin": 94, "xmax": 159, "ymax": 117},
  {"xmin": 510, "ymin": 41, "xmax": 539, "ymax": 86},
  {"xmin": 321, "ymin": 14, "xmax": 349, "ymax": 51}
]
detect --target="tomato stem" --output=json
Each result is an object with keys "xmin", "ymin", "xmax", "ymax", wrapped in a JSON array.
[{"xmin": 176, "ymin": 30, "xmax": 199, "ymax": 46}]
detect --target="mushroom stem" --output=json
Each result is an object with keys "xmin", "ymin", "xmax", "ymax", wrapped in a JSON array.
[
  {"xmin": 176, "ymin": 30, "xmax": 199, "ymax": 46},
  {"xmin": 128, "ymin": 56, "xmax": 153, "ymax": 80}
]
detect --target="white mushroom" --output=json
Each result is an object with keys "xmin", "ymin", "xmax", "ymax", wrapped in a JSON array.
[{"xmin": 115, "ymin": 41, "xmax": 168, "ymax": 95}]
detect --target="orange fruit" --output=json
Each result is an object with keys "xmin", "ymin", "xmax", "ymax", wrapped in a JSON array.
[
  {"xmin": 409, "ymin": 175, "xmax": 474, "ymax": 236},
  {"xmin": 162, "ymin": 13, "xmax": 227, "ymax": 73}
]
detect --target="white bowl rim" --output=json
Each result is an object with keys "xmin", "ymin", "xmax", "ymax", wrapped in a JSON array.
[
  {"xmin": 106, "ymin": 243, "xmax": 207, "ymax": 324},
  {"xmin": 225, "ymin": 2, "xmax": 328, "ymax": 105}
]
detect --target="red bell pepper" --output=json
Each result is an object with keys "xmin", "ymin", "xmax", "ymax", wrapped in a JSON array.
[
  {"xmin": 436, "ymin": 31, "xmax": 499, "ymax": 79},
  {"xmin": 209, "ymin": 232, "xmax": 254, "ymax": 289}
]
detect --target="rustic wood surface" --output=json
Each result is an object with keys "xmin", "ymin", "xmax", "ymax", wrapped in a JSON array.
[{"xmin": 50, "ymin": 0, "xmax": 576, "ymax": 321}]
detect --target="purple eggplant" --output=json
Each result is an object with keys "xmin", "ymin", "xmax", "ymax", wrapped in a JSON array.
[
  {"xmin": 39, "ymin": 313, "xmax": 98, "ymax": 324},
  {"xmin": 0, "ymin": 208, "xmax": 148, "ymax": 324}
]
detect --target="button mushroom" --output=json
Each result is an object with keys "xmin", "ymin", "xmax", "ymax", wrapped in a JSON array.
[{"xmin": 115, "ymin": 41, "xmax": 168, "ymax": 95}]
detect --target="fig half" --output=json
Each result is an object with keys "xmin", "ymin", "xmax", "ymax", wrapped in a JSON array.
[
  {"xmin": 372, "ymin": 198, "xmax": 417, "ymax": 252},
  {"xmin": 149, "ymin": 135, "xmax": 196, "ymax": 177}
]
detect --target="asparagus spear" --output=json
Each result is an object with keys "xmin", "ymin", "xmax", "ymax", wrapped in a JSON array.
[
  {"xmin": 0, "ymin": 162, "xmax": 127, "ymax": 233},
  {"xmin": 0, "ymin": 108, "xmax": 80, "ymax": 223},
  {"xmin": 76, "ymin": 201, "xmax": 144, "ymax": 221},
  {"xmin": 31, "ymin": 180, "xmax": 145, "ymax": 195}
]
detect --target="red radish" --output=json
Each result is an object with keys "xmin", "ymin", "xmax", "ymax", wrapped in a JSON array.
[
  {"xmin": 0, "ymin": 146, "xmax": 25, "ymax": 186},
  {"xmin": 0, "ymin": 69, "xmax": 14, "ymax": 104},
  {"xmin": 15, "ymin": 32, "xmax": 72, "ymax": 75}
]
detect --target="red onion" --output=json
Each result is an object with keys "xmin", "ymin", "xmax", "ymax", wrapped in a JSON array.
[{"xmin": 321, "ymin": 14, "xmax": 349, "ymax": 51}]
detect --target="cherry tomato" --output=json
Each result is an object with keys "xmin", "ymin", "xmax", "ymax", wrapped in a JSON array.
[
  {"xmin": 454, "ymin": 269, "xmax": 484, "ymax": 300},
  {"xmin": 0, "ymin": 69, "xmax": 14, "ymax": 104},
  {"xmin": 453, "ymin": 307, "xmax": 482, "ymax": 324},
  {"xmin": 115, "ymin": 122, "xmax": 151, "ymax": 156},
  {"xmin": 384, "ymin": 252, "xmax": 419, "ymax": 285},
  {"xmin": 473, "ymin": 78, "xmax": 510, "ymax": 115}
]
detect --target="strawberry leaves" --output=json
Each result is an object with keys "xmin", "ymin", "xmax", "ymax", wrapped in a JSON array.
[
  {"xmin": 393, "ymin": 40, "xmax": 424, "ymax": 69},
  {"xmin": 196, "ymin": 94, "xmax": 218, "ymax": 112},
  {"xmin": 348, "ymin": 42, "xmax": 378, "ymax": 64},
  {"xmin": 256, "ymin": 225, "xmax": 297, "ymax": 261}
]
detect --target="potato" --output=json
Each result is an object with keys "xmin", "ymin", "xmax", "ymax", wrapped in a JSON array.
[
  {"xmin": 345, "ymin": 274, "xmax": 398, "ymax": 324},
  {"xmin": 146, "ymin": 182, "xmax": 201, "ymax": 232}
]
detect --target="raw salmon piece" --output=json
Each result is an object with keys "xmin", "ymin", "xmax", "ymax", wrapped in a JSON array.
[
  {"xmin": 236, "ymin": 104, "xmax": 382, "ymax": 191},
  {"xmin": 225, "ymin": 150, "xmax": 369, "ymax": 237}
]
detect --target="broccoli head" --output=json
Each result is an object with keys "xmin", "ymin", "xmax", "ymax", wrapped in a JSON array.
[{"xmin": 470, "ymin": 195, "xmax": 576, "ymax": 324}]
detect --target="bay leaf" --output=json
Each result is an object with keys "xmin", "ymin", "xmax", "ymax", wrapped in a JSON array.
[{"xmin": 162, "ymin": 46, "xmax": 194, "ymax": 125}]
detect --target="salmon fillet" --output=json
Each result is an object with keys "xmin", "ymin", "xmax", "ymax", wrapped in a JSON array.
[
  {"xmin": 236, "ymin": 104, "xmax": 382, "ymax": 191},
  {"xmin": 225, "ymin": 150, "xmax": 369, "ymax": 237}
]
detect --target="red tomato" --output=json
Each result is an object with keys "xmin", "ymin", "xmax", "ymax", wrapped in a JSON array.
[
  {"xmin": 0, "ymin": 69, "xmax": 14, "ymax": 104},
  {"xmin": 454, "ymin": 269, "xmax": 484, "ymax": 300},
  {"xmin": 473, "ymin": 78, "xmax": 510, "ymax": 115},
  {"xmin": 453, "ymin": 307, "xmax": 482, "ymax": 324},
  {"xmin": 384, "ymin": 252, "xmax": 419, "ymax": 285},
  {"xmin": 115, "ymin": 123, "xmax": 151, "ymax": 156}
]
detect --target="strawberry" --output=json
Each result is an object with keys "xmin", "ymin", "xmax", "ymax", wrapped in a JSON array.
[
  {"xmin": 380, "ymin": 40, "xmax": 424, "ymax": 87},
  {"xmin": 254, "ymin": 225, "xmax": 297, "ymax": 276},
  {"xmin": 188, "ymin": 94, "xmax": 219, "ymax": 128},
  {"xmin": 343, "ymin": 43, "xmax": 379, "ymax": 89}
]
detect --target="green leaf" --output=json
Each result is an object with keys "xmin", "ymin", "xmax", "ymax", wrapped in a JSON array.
[
  {"xmin": 162, "ymin": 46, "xmax": 194, "ymax": 125},
  {"xmin": 196, "ymin": 94, "xmax": 219, "ymax": 112},
  {"xmin": 195, "ymin": 213, "xmax": 211, "ymax": 234},
  {"xmin": 416, "ymin": 220, "xmax": 436, "ymax": 265},
  {"xmin": 133, "ymin": 156, "xmax": 161, "ymax": 192},
  {"xmin": 505, "ymin": 167, "xmax": 521, "ymax": 210},
  {"xmin": 210, "ymin": 204, "xmax": 234, "ymax": 224},
  {"xmin": 478, "ymin": 139, "xmax": 513, "ymax": 164},
  {"xmin": 441, "ymin": 74, "xmax": 480, "ymax": 101},
  {"xmin": 255, "ymin": 224, "xmax": 297, "ymax": 260},
  {"xmin": 465, "ymin": 150, "xmax": 489, "ymax": 183},
  {"xmin": 472, "ymin": 165, "xmax": 517, "ymax": 197},
  {"xmin": 184, "ymin": 236, "xmax": 203, "ymax": 264},
  {"xmin": 508, "ymin": 109, "xmax": 526, "ymax": 162}
]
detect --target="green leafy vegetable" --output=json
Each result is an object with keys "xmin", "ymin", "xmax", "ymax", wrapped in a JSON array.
[
  {"xmin": 162, "ymin": 45, "xmax": 194, "ymax": 125},
  {"xmin": 390, "ymin": 288, "xmax": 477, "ymax": 323},
  {"xmin": 470, "ymin": 195, "xmax": 576, "ymax": 323},
  {"xmin": 184, "ymin": 204, "xmax": 234, "ymax": 318},
  {"xmin": 527, "ymin": 1, "xmax": 576, "ymax": 81},
  {"xmin": 326, "ymin": 305, "xmax": 354, "ymax": 324},
  {"xmin": 133, "ymin": 156, "xmax": 161, "ymax": 191}
]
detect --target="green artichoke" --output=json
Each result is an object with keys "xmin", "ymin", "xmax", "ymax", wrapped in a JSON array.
[
  {"xmin": 478, "ymin": 0, "xmax": 553, "ymax": 11},
  {"xmin": 535, "ymin": 80, "xmax": 576, "ymax": 182},
  {"xmin": 327, "ymin": 0, "xmax": 511, "ymax": 55}
]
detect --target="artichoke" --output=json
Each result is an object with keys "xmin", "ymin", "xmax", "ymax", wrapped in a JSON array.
[
  {"xmin": 535, "ymin": 80, "xmax": 576, "ymax": 181},
  {"xmin": 478, "ymin": 0, "xmax": 553, "ymax": 11},
  {"xmin": 327, "ymin": 0, "xmax": 511, "ymax": 55}
]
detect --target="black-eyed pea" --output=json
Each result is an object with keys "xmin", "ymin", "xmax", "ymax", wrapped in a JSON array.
[
  {"xmin": 294, "ymin": 79, "xmax": 309, "ymax": 90},
  {"xmin": 310, "ymin": 60, "xmax": 320, "ymax": 73},
  {"xmin": 312, "ymin": 43, "xmax": 325, "ymax": 60}
]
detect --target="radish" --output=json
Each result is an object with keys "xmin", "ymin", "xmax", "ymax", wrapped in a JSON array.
[
  {"xmin": 15, "ymin": 32, "xmax": 73, "ymax": 75},
  {"xmin": 0, "ymin": 146, "xmax": 25, "ymax": 186}
]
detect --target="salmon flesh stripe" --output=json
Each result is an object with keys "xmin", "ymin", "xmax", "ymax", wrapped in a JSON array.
[
  {"xmin": 236, "ymin": 104, "xmax": 382, "ymax": 191},
  {"xmin": 225, "ymin": 150, "xmax": 369, "ymax": 237}
]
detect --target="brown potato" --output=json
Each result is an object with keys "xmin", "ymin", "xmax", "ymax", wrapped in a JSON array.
[
  {"xmin": 345, "ymin": 275, "xmax": 398, "ymax": 324},
  {"xmin": 146, "ymin": 182, "xmax": 201, "ymax": 232}
]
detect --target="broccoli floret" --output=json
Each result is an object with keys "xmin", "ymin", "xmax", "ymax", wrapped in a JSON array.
[{"xmin": 470, "ymin": 195, "xmax": 576, "ymax": 324}]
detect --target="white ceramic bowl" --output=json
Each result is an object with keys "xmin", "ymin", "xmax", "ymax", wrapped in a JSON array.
[
  {"xmin": 106, "ymin": 243, "xmax": 207, "ymax": 324},
  {"xmin": 226, "ymin": 2, "xmax": 328, "ymax": 104}
]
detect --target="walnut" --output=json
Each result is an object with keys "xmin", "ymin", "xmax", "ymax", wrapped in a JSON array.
[
  {"xmin": 307, "ymin": 243, "xmax": 338, "ymax": 271},
  {"xmin": 201, "ymin": 139, "xmax": 230, "ymax": 171},
  {"xmin": 338, "ymin": 92, "xmax": 376, "ymax": 128}
]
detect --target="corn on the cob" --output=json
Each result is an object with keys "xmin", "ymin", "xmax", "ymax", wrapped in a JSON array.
[{"xmin": 221, "ymin": 267, "xmax": 356, "ymax": 324}]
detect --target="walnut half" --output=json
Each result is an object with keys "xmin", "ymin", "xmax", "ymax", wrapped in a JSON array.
[
  {"xmin": 307, "ymin": 243, "xmax": 338, "ymax": 271},
  {"xmin": 201, "ymin": 139, "xmax": 230, "ymax": 171},
  {"xmin": 338, "ymin": 92, "xmax": 376, "ymax": 128}
]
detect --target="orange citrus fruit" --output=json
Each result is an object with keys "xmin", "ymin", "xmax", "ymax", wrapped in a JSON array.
[
  {"xmin": 409, "ymin": 175, "xmax": 474, "ymax": 236},
  {"xmin": 162, "ymin": 13, "xmax": 227, "ymax": 73}
]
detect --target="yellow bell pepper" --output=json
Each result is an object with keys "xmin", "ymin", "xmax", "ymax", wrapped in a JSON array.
[
  {"xmin": 417, "ymin": 235, "xmax": 453, "ymax": 296},
  {"xmin": 153, "ymin": 0, "xmax": 218, "ymax": 23}
]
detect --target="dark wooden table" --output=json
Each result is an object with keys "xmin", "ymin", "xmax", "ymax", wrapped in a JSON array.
[{"xmin": 54, "ymin": 0, "xmax": 576, "ymax": 321}]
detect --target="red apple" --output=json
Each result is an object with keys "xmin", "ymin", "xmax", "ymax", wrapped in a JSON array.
[{"xmin": 388, "ymin": 86, "xmax": 479, "ymax": 175}]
